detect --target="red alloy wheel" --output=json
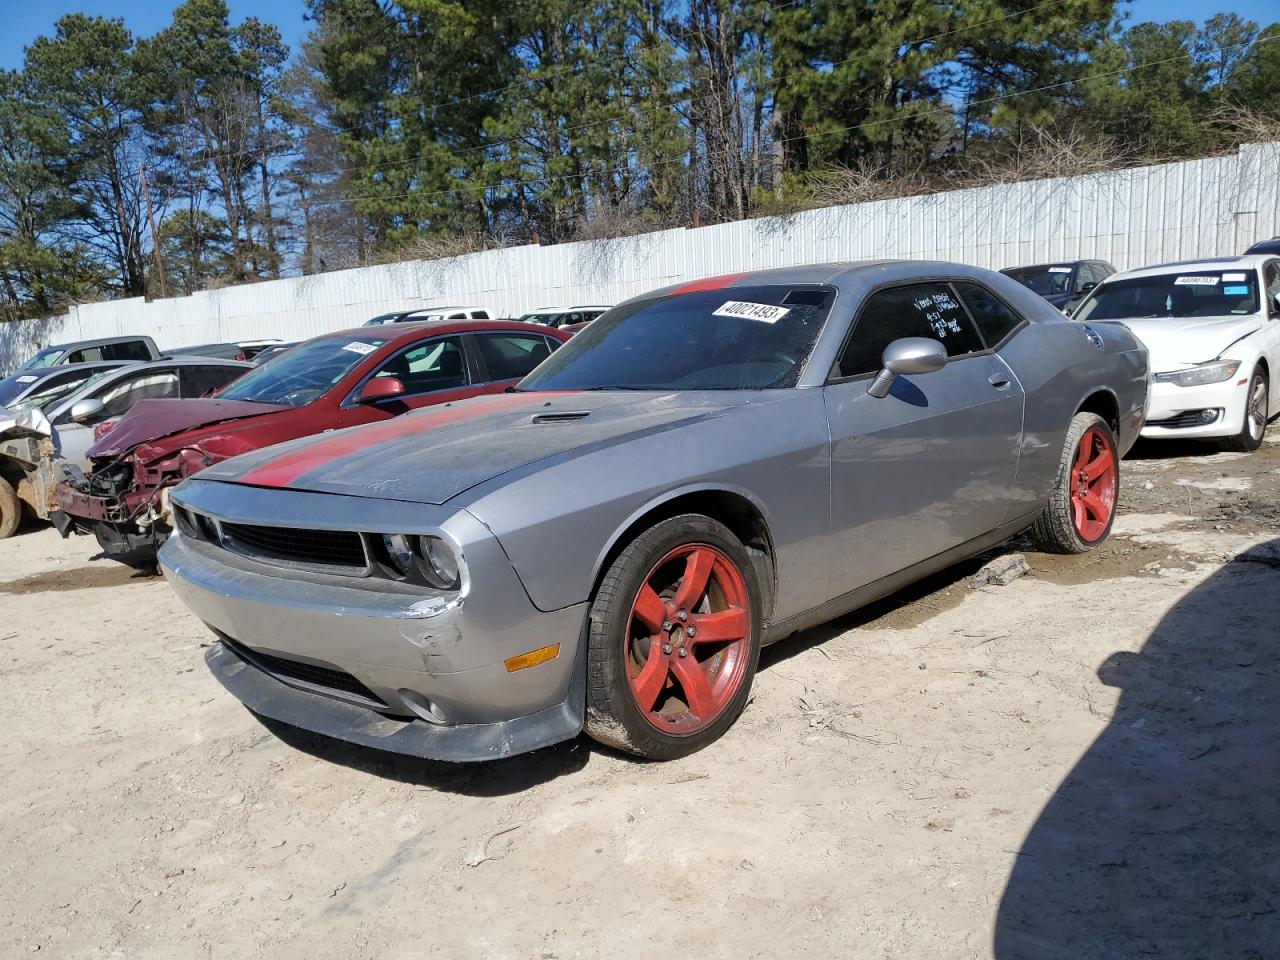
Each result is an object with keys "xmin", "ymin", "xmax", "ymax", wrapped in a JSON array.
[
  {"xmin": 624, "ymin": 543, "xmax": 753, "ymax": 734},
  {"xmin": 1070, "ymin": 426, "xmax": 1117, "ymax": 542}
]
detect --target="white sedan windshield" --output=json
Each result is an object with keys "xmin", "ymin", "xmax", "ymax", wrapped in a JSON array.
[{"xmin": 1076, "ymin": 270, "xmax": 1259, "ymax": 321}]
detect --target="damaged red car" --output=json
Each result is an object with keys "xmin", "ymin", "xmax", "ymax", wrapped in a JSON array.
[{"xmin": 54, "ymin": 320, "xmax": 570, "ymax": 568}]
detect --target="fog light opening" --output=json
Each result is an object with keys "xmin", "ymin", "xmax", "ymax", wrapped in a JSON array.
[
  {"xmin": 399, "ymin": 689, "xmax": 448, "ymax": 725},
  {"xmin": 1200, "ymin": 409, "xmax": 1220, "ymax": 423}
]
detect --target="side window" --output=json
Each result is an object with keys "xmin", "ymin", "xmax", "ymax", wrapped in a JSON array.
[
  {"xmin": 373, "ymin": 337, "xmax": 469, "ymax": 394},
  {"xmin": 94, "ymin": 370, "xmax": 180, "ymax": 419},
  {"xmin": 954, "ymin": 282, "xmax": 1026, "ymax": 347},
  {"xmin": 103, "ymin": 341, "xmax": 152, "ymax": 362},
  {"xmin": 470, "ymin": 310, "xmax": 490, "ymax": 320},
  {"xmin": 1264, "ymin": 261, "xmax": 1280, "ymax": 315},
  {"xmin": 66, "ymin": 347, "xmax": 103, "ymax": 363},
  {"xmin": 476, "ymin": 333, "xmax": 552, "ymax": 380},
  {"xmin": 836, "ymin": 283, "xmax": 984, "ymax": 379},
  {"xmin": 181, "ymin": 365, "xmax": 244, "ymax": 398},
  {"xmin": 544, "ymin": 335, "xmax": 564, "ymax": 353}
]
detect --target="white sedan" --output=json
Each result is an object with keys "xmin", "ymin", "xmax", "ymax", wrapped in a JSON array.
[{"xmin": 1073, "ymin": 255, "xmax": 1280, "ymax": 450}]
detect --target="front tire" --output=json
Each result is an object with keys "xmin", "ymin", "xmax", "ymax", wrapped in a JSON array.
[
  {"xmin": 584, "ymin": 514, "xmax": 762, "ymax": 760},
  {"xmin": 0, "ymin": 478, "xmax": 21, "ymax": 539},
  {"xmin": 1028, "ymin": 412, "xmax": 1119, "ymax": 554},
  {"xmin": 1223, "ymin": 368, "xmax": 1268, "ymax": 453}
]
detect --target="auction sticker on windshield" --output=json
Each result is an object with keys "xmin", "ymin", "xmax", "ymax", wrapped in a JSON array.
[
  {"xmin": 342, "ymin": 341, "xmax": 378, "ymax": 355},
  {"xmin": 1049, "ymin": 266, "xmax": 1072, "ymax": 273},
  {"xmin": 1174, "ymin": 275, "xmax": 1219, "ymax": 286},
  {"xmin": 712, "ymin": 301, "xmax": 791, "ymax": 323}
]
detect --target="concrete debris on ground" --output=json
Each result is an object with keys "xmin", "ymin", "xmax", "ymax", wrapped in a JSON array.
[{"xmin": 969, "ymin": 553, "xmax": 1031, "ymax": 588}]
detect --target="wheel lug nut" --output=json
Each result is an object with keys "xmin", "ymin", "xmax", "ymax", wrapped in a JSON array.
[
  {"xmin": 661, "ymin": 643, "xmax": 672, "ymax": 654},
  {"xmin": 678, "ymin": 648, "xmax": 687, "ymax": 658},
  {"xmin": 686, "ymin": 626, "xmax": 696, "ymax": 637},
  {"xmin": 677, "ymin": 610, "xmax": 688, "ymax": 621},
  {"xmin": 662, "ymin": 620, "xmax": 671, "ymax": 631}
]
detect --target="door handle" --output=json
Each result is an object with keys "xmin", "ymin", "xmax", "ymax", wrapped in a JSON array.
[{"xmin": 988, "ymin": 372, "xmax": 1012, "ymax": 388}]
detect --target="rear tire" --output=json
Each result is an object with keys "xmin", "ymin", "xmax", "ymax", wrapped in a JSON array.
[
  {"xmin": 1028, "ymin": 412, "xmax": 1119, "ymax": 554},
  {"xmin": 1223, "ymin": 369, "xmax": 1268, "ymax": 453},
  {"xmin": 584, "ymin": 514, "xmax": 762, "ymax": 760},
  {"xmin": 0, "ymin": 478, "xmax": 20, "ymax": 539}
]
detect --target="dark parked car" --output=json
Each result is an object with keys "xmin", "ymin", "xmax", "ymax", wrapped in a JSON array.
[
  {"xmin": 159, "ymin": 260, "xmax": 1149, "ymax": 763},
  {"xmin": 1001, "ymin": 260, "xmax": 1115, "ymax": 313},
  {"xmin": 172, "ymin": 340, "xmax": 282, "ymax": 361},
  {"xmin": 1244, "ymin": 237, "xmax": 1280, "ymax": 256},
  {"xmin": 56, "ymin": 321, "xmax": 570, "ymax": 568}
]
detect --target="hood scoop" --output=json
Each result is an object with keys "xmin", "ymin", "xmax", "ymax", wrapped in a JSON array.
[{"xmin": 531, "ymin": 411, "xmax": 590, "ymax": 424}]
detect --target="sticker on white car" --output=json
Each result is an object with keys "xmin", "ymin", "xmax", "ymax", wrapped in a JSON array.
[{"xmin": 1174, "ymin": 276, "xmax": 1220, "ymax": 286}]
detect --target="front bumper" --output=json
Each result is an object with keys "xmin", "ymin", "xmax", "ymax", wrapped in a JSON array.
[
  {"xmin": 158, "ymin": 483, "xmax": 589, "ymax": 762},
  {"xmin": 1141, "ymin": 376, "xmax": 1250, "ymax": 439}
]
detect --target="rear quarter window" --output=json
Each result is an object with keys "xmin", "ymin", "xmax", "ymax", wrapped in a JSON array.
[{"xmin": 954, "ymin": 282, "xmax": 1026, "ymax": 347}]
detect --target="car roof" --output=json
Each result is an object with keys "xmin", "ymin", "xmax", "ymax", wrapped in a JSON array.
[
  {"xmin": 2, "ymin": 360, "xmax": 129, "ymax": 386},
  {"xmin": 1110, "ymin": 254, "xmax": 1272, "ymax": 280},
  {"xmin": 314, "ymin": 319, "xmax": 571, "ymax": 344},
  {"xmin": 40, "ymin": 335, "xmax": 153, "ymax": 351},
  {"xmin": 633, "ymin": 259, "xmax": 1025, "ymax": 302},
  {"xmin": 1000, "ymin": 261, "xmax": 1089, "ymax": 272}
]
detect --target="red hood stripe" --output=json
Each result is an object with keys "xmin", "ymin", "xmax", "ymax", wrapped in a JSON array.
[
  {"xmin": 670, "ymin": 272, "xmax": 748, "ymax": 295},
  {"xmin": 237, "ymin": 393, "xmax": 546, "ymax": 489}
]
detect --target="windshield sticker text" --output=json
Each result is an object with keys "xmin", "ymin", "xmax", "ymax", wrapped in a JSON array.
[
  {"xmin": 712, "ymin": 301, "xmax": 791, "ymax": 323},
  {"xmin": 1174, "ymin": 276, "xmax": 1219, "ymax": 286},
  {"xmin": 1049, "ymin": 266, "xmax": 1072, "ymax": 273},
  {"xmin": 16, "ymin": 376, "xmax": 37, "ymax": 383},
  {"xmin": 1223, "ymin": 285, "xmax": 1249, "ymax": 295},
  {"xmin": 1222, "ymin": 272, "xmax": 1247, "ymax": 281},
  {"xmin": 342, "ymin": 341, "xmax": 378, "ymax": 355}
]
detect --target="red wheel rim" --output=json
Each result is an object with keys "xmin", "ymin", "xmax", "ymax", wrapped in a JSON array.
[
  {"xmin": 624, "ymin": 543, "xmax": 753, "ymax": 735},
  {"xmin": 1070, "ymin": 426, "xmax": 1117, "ymax": 542}
]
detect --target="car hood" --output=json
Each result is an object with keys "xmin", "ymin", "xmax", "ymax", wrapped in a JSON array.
[
  {"xmin": 89, "ymin": 398, "xmax": 290, "ymax": 458},
  {"xmin": 1098, "ymin": 315, "xmax": 1263, "ymax": 370},
  {"xmin": 198, "ymin": 390, "xmax": 750, "ymax": 505}
]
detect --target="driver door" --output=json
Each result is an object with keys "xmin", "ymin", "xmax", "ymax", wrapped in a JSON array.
[
  {"xmin": 337, "ymin": 335, "xmax": 475, "ymax": 428},
  {"xmin": 823, "ymin": 281, "xmax": 1024, "ymax": 594}
]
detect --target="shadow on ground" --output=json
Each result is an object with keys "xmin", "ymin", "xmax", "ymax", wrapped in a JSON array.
[{"xmin": 995, "ymin": 538, "xmax": 1280, "ymax": 959}]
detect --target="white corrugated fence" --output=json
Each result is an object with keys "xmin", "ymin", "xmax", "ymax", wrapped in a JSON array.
[{"xmin": 3, "ymin": 142, "xmax": 1278, "ymax": 370}]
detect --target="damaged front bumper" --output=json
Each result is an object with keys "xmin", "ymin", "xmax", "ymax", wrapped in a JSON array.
[{"xmin": 158, "ymin": 481, "xmax": 588, "ymax": 762}]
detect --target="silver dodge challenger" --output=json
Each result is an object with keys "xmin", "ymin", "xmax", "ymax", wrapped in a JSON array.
[{"xmin": 160, "ymin": 261, "xmax": 1149, "ymax": 762}]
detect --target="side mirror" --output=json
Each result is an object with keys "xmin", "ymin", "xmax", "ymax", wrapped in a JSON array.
[
  {"xmin": 867, "ymin": 337, "xmax": 947, "ymax": 399},
  {"xmin": 1079, "ymin": 281, "xmax": 1097, "ymax": 293},
  {"xmin": 357, "ymin": 376, "xmax": 406, "ymax": 404},
  {"xmin": 69, "ymin": 397, "xmax": 105, "ymax": 422}
]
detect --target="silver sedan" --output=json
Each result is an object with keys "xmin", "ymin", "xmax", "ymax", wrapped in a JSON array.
[{"xmin": 160, "ymin": 261, "xmax": 1149, "ymax": 762}]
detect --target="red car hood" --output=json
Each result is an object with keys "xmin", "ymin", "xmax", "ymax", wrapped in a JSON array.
[{"xmin": 88, "ymin": 398, "xmax": 290, "ymax": 458}]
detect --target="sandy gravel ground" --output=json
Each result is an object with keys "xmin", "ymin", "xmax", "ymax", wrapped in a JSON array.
[{"xmin": 2, "ymin": 436, "xmax": 1278, "ymax": 959}]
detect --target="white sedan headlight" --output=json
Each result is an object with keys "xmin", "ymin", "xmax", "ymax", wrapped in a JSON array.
[{"xmin": 1153, "ymin": 359, "xmax": 1240, "ymax": 388}]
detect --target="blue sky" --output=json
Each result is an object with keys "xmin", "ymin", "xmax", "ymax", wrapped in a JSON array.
[{"xmin": 1, "ymin": 0, "xmax": 1276, "ymax": 70}]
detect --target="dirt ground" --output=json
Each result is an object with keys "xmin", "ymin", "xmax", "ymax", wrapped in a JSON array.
[{"xmin": 2, "ymin": 435, "xmax": 1278, "ymax": 959}]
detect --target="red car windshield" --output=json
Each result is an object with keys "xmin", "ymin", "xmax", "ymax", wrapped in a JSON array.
[
  {"xmin": 216, "ymin": 336, "xmax": 388, "ymax": 407},
  {"xmin": 517, "ymin": 285, "xmax": 834, "ymax": 391}
]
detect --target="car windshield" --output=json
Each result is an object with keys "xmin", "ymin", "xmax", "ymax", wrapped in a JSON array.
[
  {"xmin": 517, "ymin": 284, "xmax": 834, "ymax": 391},
  {"xmin": 1075, "ymin": 270, "xmax": 1260, "ymax": 321},
  {"xmin": 4, "ymin": 369, "xmax": 114, "ymax": 411},
  {"xmin": 14, "ymin": 347, "xmax": 63, "ymax": 372},
  {"xmin": 216, "ymin": 336, "xmax": 387, "ymax": 407},
  {"xmin": 1003, "ymin": 266, "xmax": 1073, "ymax": 296}
]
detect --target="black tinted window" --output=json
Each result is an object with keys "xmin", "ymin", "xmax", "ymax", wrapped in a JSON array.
[
  {"xmin": 838, "ymin": 283, "xmax": 984, "ymax": 378},
  {"xmin": 954, "ymin": 282, "xmax": 1025, "ymax": 347},
  {"xmin": 103, "ymin": 341, "xmax": 152, "ymax": 362},
  {"xmin": 181, "ymin": 365, "xmax": 244, "ymax": 398},
  {"xmin": 477, "ymin": 334, "xmax": 552, "ymax": 380}
]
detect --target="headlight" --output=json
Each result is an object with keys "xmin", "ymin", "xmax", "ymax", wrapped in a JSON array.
[
  {"xmin": 381, "ymin": 533, "xmax": 415, "ymax": 577},
  {"xmin": 416, "ymin": 535, "xmax": 461, "ymax": 590},
  {"xmin": 1153, "ymin": 360, "xmax": 1240, "ymax": 387}
]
